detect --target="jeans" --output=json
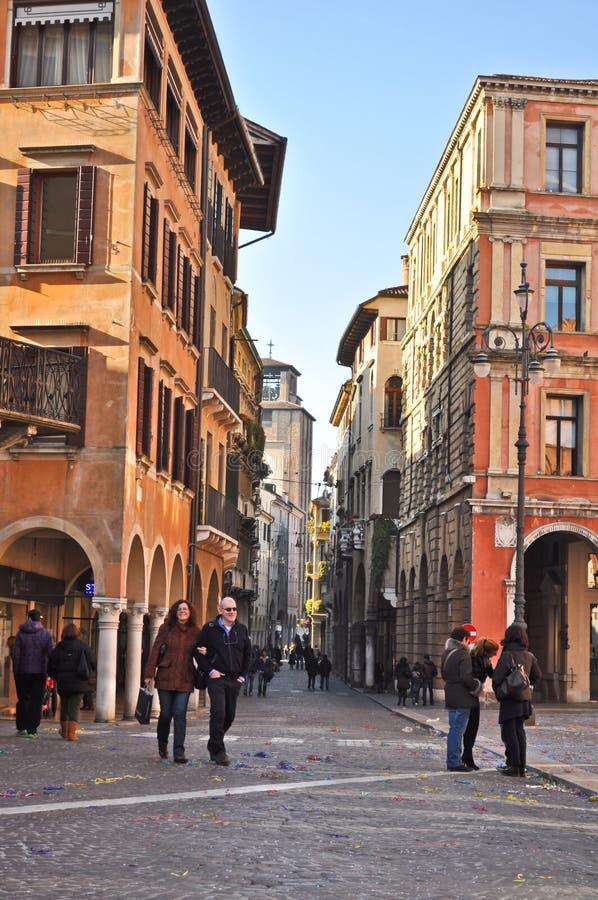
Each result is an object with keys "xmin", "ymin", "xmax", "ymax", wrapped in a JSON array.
[
  {"xmin": 447, "ymin": 707, "xmax": 471, "ymax": 768},
  {"xmin": 319, "ymin": 675, "xmax": 329, "ymax": 690},
  {"xmin": 157, "ymin": 690, "xmax": 190, "ymax": 758}
]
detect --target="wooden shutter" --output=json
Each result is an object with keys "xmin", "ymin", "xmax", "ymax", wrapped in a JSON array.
[
  {"xmin": 75, "ymin": 166, "xmax": 96, "ymax": 265},
  {"xmin": 161, "ymin": 220, "xmax": 170, "ymax": 308},
  {"xmin": 184, "ymin": 408, "xmax": 194, "ymax": 488},
  {"xmin": 176, "ymin": 247, "xmax": 184, "ymax": 328},
  {"xmin": 379, "ymin": 318, "xmax": 388, "ymax": 341},
  {"xmin": 191, "ymin": 273, "xmax": 201, "ymax": 349},
  {"xmin": 172, "ymin": 396, "xmax": 184, "ymax": 481},
  {"xmin": 181, "ymin": 257, "xmax": 191, "ymax": 333},
  {"xmin": 136, "ymin": 358, "xmax": 146, "ymax": 456},
  {"xmin": 14, "ymin": 168, "xmax": 34, "ymax": 266}
]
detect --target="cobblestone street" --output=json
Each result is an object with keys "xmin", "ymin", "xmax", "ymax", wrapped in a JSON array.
[{"xmin": 1, "ymin": 666, "xmax": 597, "ymax": 899}]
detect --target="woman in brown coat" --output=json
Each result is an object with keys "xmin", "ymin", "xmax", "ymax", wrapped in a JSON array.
[{"xmin": 144, "ymin": 599, "xmax": 201, "ymax": 764}]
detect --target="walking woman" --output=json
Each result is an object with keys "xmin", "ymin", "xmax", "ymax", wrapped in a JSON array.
[
  {"xmin": 144, "ymin": 599, "xmax": 201, "ymax": 764},
  {"xmin": 47, "ymin": 623, "xmax": 96, "ymax": 742},
  {"xmin": 492, "ymin": 624, "xmax": 542, "ymax": 777},
  {"xmin": 461, "ymin": 636, "xmax": 499, "ymax": 769}
]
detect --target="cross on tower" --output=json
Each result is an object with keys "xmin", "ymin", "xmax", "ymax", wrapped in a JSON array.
[{"xmin": 267, "ymin": 340, "xmax": 275, "ymax": 357}]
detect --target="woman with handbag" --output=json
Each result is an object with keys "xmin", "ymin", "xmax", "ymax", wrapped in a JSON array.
[
  {"xmin": 144, "ymin": 599, "xmax": 201, "ymax": 764},
  {"xmin": 492, "ymin": 624, "xmax": 542, "ymax": 777},
  {"xmin": 461, "ymin": 636, "xmax": 499, "ymax": 770},
  {"xmin": 47, "ymin": 623, "xmax": 96, "ymax": 742}
]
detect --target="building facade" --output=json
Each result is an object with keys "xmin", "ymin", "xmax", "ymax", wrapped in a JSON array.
[
  {"xmin": 398, "ymin": 75, "xmax": 598, "ymax": 702},
  {"xmin": 329, "ymin": 286, "xmax": 408, "ymax": 686},
  {"xmin": 0, "ymin": 1, "xmax": 285, "ymax": 718}
]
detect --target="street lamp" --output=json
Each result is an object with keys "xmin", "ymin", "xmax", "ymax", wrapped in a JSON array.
[{"xmin": 473, "ymin": 261, "xmax": 560, "ymax": 626}]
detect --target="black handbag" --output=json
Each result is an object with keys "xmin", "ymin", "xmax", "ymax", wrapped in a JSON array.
[
  {"xmin": 193, "ymin": 648, "xmax": 209, "ymax": 690},
  {"xmin": 134, "ymin": 686, "xmax": 154, "ymax": 724},
  {"xmin": 157, "ymin": 627, "xmax": 170, "ymax": 662},
  {"xmin": 77, "ymin": 648, "xmax": 91, "ymax": 680},
  {"xmin": 495, "ymin": 654, "xmax": 530, "ymax": 701}
]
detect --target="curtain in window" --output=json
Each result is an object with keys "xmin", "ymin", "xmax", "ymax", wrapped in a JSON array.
[
  {"xmin": 67, "ymin": 23, "xmax": 89, "ymax": 84},
  {"xmin": 41, "ymin": 26, "xmax": 64, "ymax": 85},
  {"xmin": 94, "ymin": 21, "xmax": 112, "ymax": 81},
  {"xmin": 16, "ymin": 28, "xmax": 39, "ymax": 87}
]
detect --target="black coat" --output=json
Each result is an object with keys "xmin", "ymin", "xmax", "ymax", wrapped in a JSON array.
[
  {"xmin": 441, "ymin": 638, "xmax": 477, "ymax": 709},
  {"xmin": 492, "ymin": 642, "xmax": 542, "ymax": 723},
  {"xmin": 197, "ymin": 618, "xmax": 251, "ymax": 678},
  {"xmin": 48, "ymin": 637, "xmax": 96, "ymax": 694}
]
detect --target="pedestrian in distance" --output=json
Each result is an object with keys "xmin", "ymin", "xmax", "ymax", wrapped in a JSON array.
[
  {"xmin": 395, "ymin": 657, "xmax": 411, "ymax": 707},
  {"xmin": 195, "ymin": 597, "xmax": 251, "ymax": 766},
  {"xmin": 288, "ymin": 647, "xmax": 297, "ymax": 670},
  {"xmin": 461, "ymin": 636, "xmax": 498, "ymax": 770},
  {"xmin": 410, "ymin": 662, "xmax": 424, "ymax": 705},
  {"xmin": 319, "ymin": 653, "xmax": 332, "ymax": 690},
  {"xmin": 492, "ymin": 624, "xmax": 542, "ymax": 778},
  {"xmin": 257, "ymin": 648, "xmax": 274, "ymax": 696},
  {"xmin": 47, "ymin": 623, "xmax": 96, "ymax": 742},
  {"xmin": 374, "ymin": 661, "xmax": 385, "ymax": 693},
  {"xmin": 305, "ymin": 649, "xmax": 318, "ymax": 690},
  {"xmin": 441, "ymin": 626, "xmax": 478, "ymax": 772},
  {"xmin": 144, "ymin": 599, "xmax": 201, "ymax": 764},
  {"xmin": 12, "ymin": 609, "xmax": 54, "ymax": 738},
  {"xmin": 244, "ymin": 647, "xmax": 260, "ymax": 696},
  {"xmin": 421, "ymin": 654, "xmax": 438, "ymax": 706}
]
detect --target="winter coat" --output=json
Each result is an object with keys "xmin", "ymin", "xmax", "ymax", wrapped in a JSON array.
[
  {"xmin": 196, "ymin": 617, "xmax": 251, "ymax": 680},
  {"xmin": 422, "ymin": 659, "xmax": 437, "ymax": 680},
  {"xmin": 441, "ymin": 638, "xmax": 478, "ymax": 709},
  {"xmin": 304, "ymin": 654, "xmax": 319, "ymax": 677},
  {"xmin": 144, "ymin": 622, "xmax": 201, "ymax": 692},
  {"xmin": 12, "ymin": 620, "xmax": 54, "ymax": 675},
  {"xmin": 47, "ymin": 637, "xmax": 96, "ymax": 694},
  {"xmin": 395, "ymin": 660, "xmax": 411, "ymax": 691},
  {"xmin": 319, "ymin": 656, "xmax": 332, "ymax": 676},
  {"xmin": 492, "ymin": 642, "xmax": 542, "ymax": 723}
]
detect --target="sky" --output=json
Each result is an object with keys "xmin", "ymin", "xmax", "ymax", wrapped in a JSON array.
[{"xmin": 208, "ymin": 0, "xmax": 598, "ymax": 490}]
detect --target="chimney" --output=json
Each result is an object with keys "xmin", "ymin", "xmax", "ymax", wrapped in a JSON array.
[{"xmin": 401, "ymin": 254, "xmax": 410, "ymax": 287}]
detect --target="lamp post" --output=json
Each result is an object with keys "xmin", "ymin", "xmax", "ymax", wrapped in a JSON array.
[{"xmin": 473, "ymin": 261, "xmax": 560, "ymax": 626}]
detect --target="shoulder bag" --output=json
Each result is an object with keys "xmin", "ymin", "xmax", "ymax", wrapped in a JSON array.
[{"xmin": 495, "ymin": 653, "xmax": 530, "ymax": 701}]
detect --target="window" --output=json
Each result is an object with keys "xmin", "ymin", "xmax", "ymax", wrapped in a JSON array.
[
  {"xmin": 156, "ymin": 381, "xmax": 172, "ymax": 473},
  {"xmin": 382, "ymin": 470, "xmax": 400, "ymax": 518},
  {"xmin": 262, "ymin": 373, "xmax": 280, "ymax": 401},
  {"xmin": 172, "ymin": 396, "xmax": 185, "ymax": 482},
  {"xmin": 161, "ymin": 222, "xmax": 176, "ymax": 312},
  {"xmin": 545, "ymin": 123, "xmax": 582, "ymax": 193},
  {"xmin": 141, "ymin": 183, "xmax": 158, "ymax": 285},
  {"xmin": 545, "ymin": 264, "xmax": 582, "ymax": 331},
  {"xmin": 143, "ymin": 5, "xmax": 162, "ymax": 109},
  {"xmin": 184, "ymin": 409, "xmax": 195, "ymax": 489},
  {"xmin": 136, "ymin": 359, "xmax": 154, "ymax": 459},
  {"xmin": 14, "ymin": 166, "xmax": 96, "ymax": 266},
  {"xmin": 13, "ymin": 2, "xmax": 113, "ymax": 87},
  {"xmin": 165, "ymin": 65, "xmax": 182, "ymax": 154},
  {"xmin": 381, "ymin": 317, "xmax": 406, "ymax": 341},
  {"xmin": 545, "ymin": 395, "xmax": 580, "ymax": 476},
  {"xmin": 384, "ymin": 376, "xmax": 402, "ymax": 428},
  {"xmin": 184, "ymin": 115, "xmax": 198, "ymax": 192}
]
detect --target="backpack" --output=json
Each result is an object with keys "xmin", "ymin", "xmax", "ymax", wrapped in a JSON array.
[{"xmin": 495, "ymin": 654, "xmax": 530, "ymax": 701}]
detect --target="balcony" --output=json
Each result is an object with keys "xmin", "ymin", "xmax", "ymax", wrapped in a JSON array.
[
  {"xmin": 202, "ymin": 348, "xmax": 241, "ymax": 430},
  {"xmin": 0, "ymin": 337, "xmax": 86, "ymax": 450},
  {"xmin": 195, "ymin": 485, "xmax": 239, "ymax": 568}
]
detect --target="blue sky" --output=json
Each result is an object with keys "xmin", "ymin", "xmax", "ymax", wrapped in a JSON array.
[{"xmin": 209, "ymin": 0, "xmax": 598, "ymax": 489}]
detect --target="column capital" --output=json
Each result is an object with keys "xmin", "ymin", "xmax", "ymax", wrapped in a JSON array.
[
  {"xmin": 92, "ymin": 597, "xmax": 127, "ymax": 620},
  {"xmin": 150, "ymin": 606, "xmax": 169, "ymax": 622},
  {"xmin": 127, "ymin": 601, "xmax": 148, "ymax": 619}
]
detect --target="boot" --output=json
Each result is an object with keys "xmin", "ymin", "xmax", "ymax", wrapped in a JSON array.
[
  {"xmin": 67, "ymin": 720, "xmax": 79, "ymax": 741},
  {"xmin": 60, "ymin": 720, "xmax": 69, "ymax": 739}
]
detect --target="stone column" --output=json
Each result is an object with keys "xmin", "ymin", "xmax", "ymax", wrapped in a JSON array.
[
  {"xmin": 92, "ymin": 597, "xmax": 126, "ymax": 722},
  {"xmin": 123, "ymin": 602, "xmax": 147, "ymax": 719},
  {"xmin": 364, "ymin": 621, "xmax": 376, "ymax": 689},
  {"xmin": 148, "ymin": 607, "xmax": 168, "ymax": 716}
]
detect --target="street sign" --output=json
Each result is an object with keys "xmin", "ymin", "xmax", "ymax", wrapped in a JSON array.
[{"xmin": 462, "ymin": 622, "xmax": 477, "ymax": 642}]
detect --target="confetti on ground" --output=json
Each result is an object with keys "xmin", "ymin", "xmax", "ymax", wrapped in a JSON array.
[
  {"xmin": 31, "ymin": 848, "xmax": 53, "ymax": 856},
  {"xmin": 253, "ymin": 751, "xmax": 269, "ymax": 758},
  {"xmin": 43, "ymin": 785, "xmax": 64, "ymax": 792},
  {"xmin": 266, "ymin": 789, "xmax": 278, "ymax": 796},
  {"xmin": 306, "ymin": 754, "xmax": 321, "ymax": 761},
  {"xmin": 277, "ymin": 760, "xmax": 295, "ymax": 770},
  {"xmin": 170, "ymin": 870, "xmax": 189, "ymax": 877}
]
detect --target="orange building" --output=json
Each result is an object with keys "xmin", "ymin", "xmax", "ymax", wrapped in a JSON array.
[
  {"xmin": 0, "ymin": 1, "xmax": 284, "ymax": 719},
  {"xmin": 399, "ymin": 76, "xmax": 598, "ymax": 702}
]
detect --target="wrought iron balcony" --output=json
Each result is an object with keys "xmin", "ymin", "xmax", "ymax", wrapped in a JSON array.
[
  {"xmin": 0, "ymin": 336, "xmax": 86, "ymax": 448},
  {"xmin": 204, "ymin": 486, "xmax": 239, "ymax": 540}
]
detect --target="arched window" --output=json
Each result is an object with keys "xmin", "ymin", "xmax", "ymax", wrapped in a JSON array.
[{"xmin": 384, "ymin": 376, "xmax": 402, "ymax": 428}]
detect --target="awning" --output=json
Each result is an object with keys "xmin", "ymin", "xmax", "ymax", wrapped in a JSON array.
[{"xmin": 15, "ymin": 2, "xmax": 114, "ymax": 26}]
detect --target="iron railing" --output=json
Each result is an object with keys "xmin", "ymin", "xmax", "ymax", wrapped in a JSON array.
[
  {"xmin": 204, "ymin": 486, "xmax": 239, "ymax": 539},
  {"xmin": 204, "ymin": 348, "xmax": 240, "ymax": 413},
  {"xmin": 0, "ymin": 336, "xmax": 86, "ymax": 427}
]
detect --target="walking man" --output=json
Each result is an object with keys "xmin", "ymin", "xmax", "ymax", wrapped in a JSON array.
[
  {"xmin": 197, "ymin": 597, "xmax": 251, "ymax": 766},
  {"xmin": 422, "ymin": 654, "xmax": 438, "ymax": 706},
  {"xmin": 441, "ymin": 626, "xmax": 478, "ymax": 772},
  {"xmin": 12, "ymin": 609, "xmax": 54, "ymax": 738}
]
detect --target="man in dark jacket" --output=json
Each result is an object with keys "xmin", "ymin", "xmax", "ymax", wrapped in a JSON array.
[
  {"xmin": 12, "ymin": 609, "xmax": 54, "ymax": 738},
  {"xmin": 197, "ymin": 597, "xmax": 251, "ymax": 766},
  {"xmin": 441, "ymin": 626, "xmax": 478, "ymax": 772},
  {"xmin": 421, "ymin": 654, "xmax": 438, "ymax": 706}
]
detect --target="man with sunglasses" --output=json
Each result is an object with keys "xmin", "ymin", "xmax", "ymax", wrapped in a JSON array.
[{"xmin": 196, "ymin": 597, "xmax": 251, "ymax": 766}]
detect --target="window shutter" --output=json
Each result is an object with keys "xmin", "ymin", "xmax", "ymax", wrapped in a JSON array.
[
  {"xmin": 176, "ymin": 247, "xmax": 184, "ymax": 328},
  {"xmin": 184, "ymin": 408, "xmax": 195, "ymax": 488},
  {"xmin": 75, "ymin": 165, "xmax": 96, "ymax": 265},
  {"xmin": 172, "ymin": 396, "xmax": 184, "ymax": 481},
  {"xmin": 191, "ymin": 273, "xmax": 201, "ymax": 349},
  {"xmin": 142, "ymin": 364, "xmax": 153, "ymax": 458},
  {"xmin": 14, "ymin": 168, "xmax": 34, "ymax": 266},
  {"xmin": 136, "ymin": 358, "xmax": 146, "ymax": 456},
  {"xmin": 181, "ymin": 257, "xmax": 191, "ymax": 333},
  {"xmin": 161, "ymin": 220, "xmax": 170, "ymax": 307},
  {"xmin": 379, "ymin": 318, "xmax": 388, "ymax": 341}
]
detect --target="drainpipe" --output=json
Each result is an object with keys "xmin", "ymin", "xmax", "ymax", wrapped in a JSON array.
[{"xmin": 186, "ymin": 124, "xmax": 210, "ymax": 607}]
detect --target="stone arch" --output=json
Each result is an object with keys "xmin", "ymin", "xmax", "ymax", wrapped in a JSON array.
[
  {"xmin": 148, "ymin": 545, "xmax": 167, "ymax": 611},
  {"xmin": 125, "ymin": 534, "xmax": 146, "ymax": 604},
  {"xmin": 509, "ymin": 521, "xmax": 598, "ymax": 582},
  {"xmin": 0, "ymin": 515, "xmax": 105, "ymax": 594},
  {"xmin": 170, "ymin": 554, "xmax": 185, "ymax": 605},
  {"xmin": 206, "ymin": 569, "xmax": 220, "ymax": 619}
]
